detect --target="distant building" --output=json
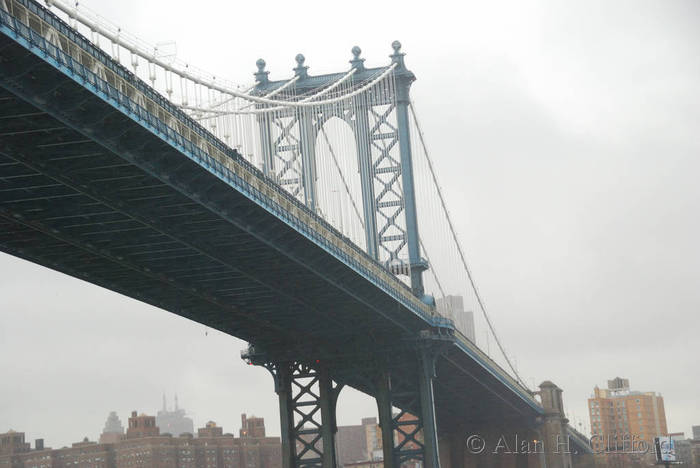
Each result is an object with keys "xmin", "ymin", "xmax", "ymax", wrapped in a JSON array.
[
  {"xmin": 693, "ymin": 425, "xmax": 700, "ymax": 440},
  {"xmin": 0, "ymin": 431, "xmax": 30, "ymax": 456},
  {"xmin": 335, "ymin": 417, "xmax": 382, "ymax": 467},
  {"xmin": 156, "ymin": 395, "xmax": 194, "ymax": 437},
  {"xmin": 198, "ymin": 421, "xmax": 223, "ymax": 438},
  {"xmin": 588, "ymin": 377, "xmax": 667, "ymax": 453},
  {"xmin": 99, "ymin": 412, "xmax": 124, "ymax": 444},
  {"xmin": 670, "ymin": 433, "xmax": 693, "ymax": 465},
  {"xmin": 240, "ymin": 414, "xmax": 265, "ymax": 439},
  {"xmin": 344, "ymin": 461, "xmax": 382, "ymax": 468},
  {"xmin": 125, "ymin": 411, "xmax": 159, "ymax": 439},
  {"xmin": 692, "ymin": 439, "xmax": 700, "ymax": 466},
  {"xmin": 435, "ymin": 295, "xmax": 475, "ymax": 342},
  {"xmin": 607, "ymin": 377, "xmax": 629, "ymax": 390},
  {"xmin": 1, "ymin": 416, "xmax": 280, "ymax": 468}
]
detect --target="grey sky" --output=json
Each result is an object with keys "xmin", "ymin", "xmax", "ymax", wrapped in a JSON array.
[{"xmin": 1, "ymin": 0, "xmax": 699, "ymax": 449}]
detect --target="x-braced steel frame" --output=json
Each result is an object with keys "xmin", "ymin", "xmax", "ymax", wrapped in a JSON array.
[
  {"xmin": 254, "ymin": 358, "xmax": 343, "ymax": 468},
  {"xmin": 253, "ymin": 45, "xmax": 427, "ymax": 297},
  {"xmin": 375, "ymin": 333, "xmax": 453, "ymax": 468}
]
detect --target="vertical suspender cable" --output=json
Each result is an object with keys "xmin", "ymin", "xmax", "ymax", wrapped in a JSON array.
[{"xmin": 409, "ymin": 100, "xmax": 526, "ymax": 387}]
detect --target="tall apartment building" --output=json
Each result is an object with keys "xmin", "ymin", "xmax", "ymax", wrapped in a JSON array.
[{"xmin": 588, "ymin": 377, "xmax": 668, "ymax": 452}]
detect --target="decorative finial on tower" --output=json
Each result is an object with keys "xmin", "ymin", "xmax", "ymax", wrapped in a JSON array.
[
  {"xmin": 254, "ymin": 58, "xmax": 269, "ymax": 84},
  {"xmin": 390, "ymin": 40, "xmax": 406, "ymax": 69},
  {"xmin": 349, "ymin": 45, "xmax": 365, "ymax": 71},
  {"xmin": 294, "ymin": 53, "xmax": 309, "ymax": 79}
]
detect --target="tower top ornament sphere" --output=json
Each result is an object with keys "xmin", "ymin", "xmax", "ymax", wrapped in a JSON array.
[
  {"xmin": 254, "ymin": 58, "xmax": 269, "ymax": 84},
  {"xmin": 392, "ymin": 40, "xmax": 402, "ymax": 53},
  {"xmin": 349, "ymin": 46, "xmax": 365, "ymax": 70},
  {"xmin": 294, "ymin": 54, "xmax": 309, "ymax": 78}
]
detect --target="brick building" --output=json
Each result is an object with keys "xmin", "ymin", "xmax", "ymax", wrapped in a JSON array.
[
  {"xmin": 1, "ymin": 414, "xmax": 280, "ymax": 468},
  {"xmin": 197, "ymin": 423, "xmax": 223, "ymax": 439},
  {"xmin": 126, "ymin": 412, "xmax": 160, "ymax": 440},
  {"xmin": 239, "ymin": 415, "xmax": 264, "ymax": 439},
  {"xmin": 588, "ymin": 377, "xmax": 668, "ymax": 455},
  {"xmin": 0, "ymin": 431, "xmax": 31, "ymax": 456},
  {"xmin": 0, "ymin": 431, "xmax": 31, "ymax": 468},
  {"xmin": 335, "ymin": 417, "xmax": 382, "ymax": 467}
]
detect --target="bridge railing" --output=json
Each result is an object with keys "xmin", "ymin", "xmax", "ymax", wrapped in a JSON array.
[{"xmin": 0, "ymin": 0, "xmax": 442, "ymax": 327}]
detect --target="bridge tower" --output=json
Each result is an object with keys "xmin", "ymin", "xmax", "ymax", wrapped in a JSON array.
[
  {"xmin": 249, "ymin": 46, "xmax": 447, "ymax": 467},
  {"xmin": 253, "ymin": 42, "xmax": 428, "ymax": 299}
]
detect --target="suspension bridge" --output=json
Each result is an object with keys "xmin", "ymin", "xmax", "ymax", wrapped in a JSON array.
[{"xmin": 0, "ymin": 1, "xmax": 591, "ymax": 467}]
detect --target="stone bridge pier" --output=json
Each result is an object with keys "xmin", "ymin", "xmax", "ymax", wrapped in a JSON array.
[{"xmin": 437, "ymin": 381, "xmax": 576, "ymax": 468}]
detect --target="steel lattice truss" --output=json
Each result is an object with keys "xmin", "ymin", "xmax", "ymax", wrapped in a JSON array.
[
  {"xmin": 256, "ymin": 80, "xmax": 410, "ymax": 276},
  {"xmin": 290, "ymin": 363, "xmax": 324, "ymax": 467},
  {"xmin": 269, "ymin": 114, "xmax": 305, "ymax": 202},
  {"xmin": 390, "ymin": 372, "xmax": 426, "ymax": 465},
  {"xmin": 368, "ymin": 103, "xmax": 407, "ymax": 267}
]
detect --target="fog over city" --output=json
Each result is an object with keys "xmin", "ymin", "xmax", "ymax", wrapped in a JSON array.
[{"xmin": 1, "ymin": 0, "xmax": 698, "ymax": 451}]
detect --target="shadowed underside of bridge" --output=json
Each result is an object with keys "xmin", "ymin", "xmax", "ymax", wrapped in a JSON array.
[{"xmin": 0, "ymin": 5, "xmax": 542, "ymax": 441}]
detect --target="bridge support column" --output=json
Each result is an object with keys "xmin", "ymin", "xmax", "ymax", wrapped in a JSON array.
[
  {"xmin": 318, "ymin": 366, "xmax": 339, "ymax": 468},
  {"xmin": 375, "ymin": 371, "xmax": 427, "ymax": 468},
  {"xmin": 418, "ymin": 345, "xmax": 441, "ymax": 468},
  {"xmin": 376, "ymin": 371, "xmax": 397, "ymax": 468},
  {"xmin": 246, "ymin": 351, "xmax": 341, "ymax": 468},
  {"xmin": 275, "ymin": 363, "xmax": 296, "ymax": 468},
  {"xmin": 374, "ymin": 336, "xmax": 447, "ymax": 468}
]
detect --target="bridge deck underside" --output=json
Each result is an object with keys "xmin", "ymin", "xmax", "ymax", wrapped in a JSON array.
[{"xmin": 0, "ymin": 27, "xmax": 541, "ymax": 426}]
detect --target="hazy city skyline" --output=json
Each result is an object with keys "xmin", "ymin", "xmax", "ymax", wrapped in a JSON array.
[{"xmin": 1, "ymin": 0, "xmax": 698, "ymax": 450}]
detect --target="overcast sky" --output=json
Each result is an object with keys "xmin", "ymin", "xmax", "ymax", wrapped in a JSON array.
[{"xmin": 1, "ymin": 0, "xmax": 699, "ymax": 449}]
